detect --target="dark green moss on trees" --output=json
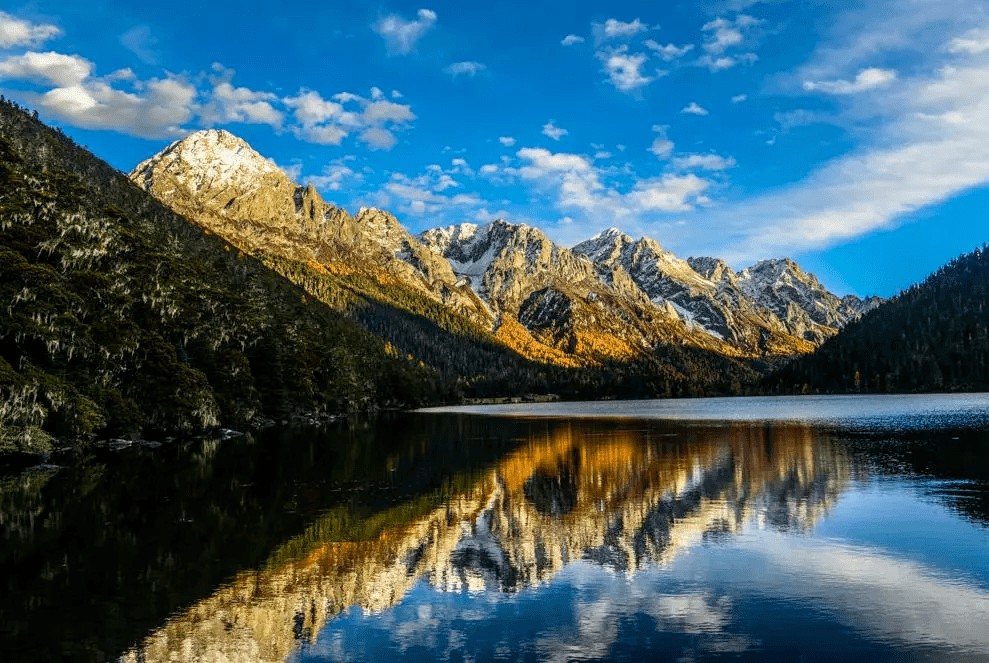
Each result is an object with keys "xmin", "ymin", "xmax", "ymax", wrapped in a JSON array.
[{"xmin": 0, "ymin": 101, "xmax": 441, "ymax": 452}]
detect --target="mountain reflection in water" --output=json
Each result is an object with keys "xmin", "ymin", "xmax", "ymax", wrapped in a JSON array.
[
  {"xmin": 116, "ymin": 419, "xmax": 853, "ymax": 663},
  {"xmin": 3, "ymin": 404, "xmax": 987, "ymax": 663}
]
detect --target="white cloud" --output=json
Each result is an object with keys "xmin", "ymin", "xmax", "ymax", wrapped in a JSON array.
[
  {"xmin": 0, "ymin": 51, "xmax": 91, "ymax": 87},
  {"xmin": 561, "ymin": 34, "xmax": 584, "ymax": 46},
  {"xmin": 204, "ymin": 81, "xmax": 283, "ymax": 127},
  {"xmin": 592, "ymin": 18, "xmax": 648, "ymax": 44},
  {"xmin": 597, "ymin": 47, "xmax": 659, "ymax": 92},
  {"xmin": 0, "ymin": 48, "xmax": 197, "ymax": 139},
  {"xmin": 360, "ymin": 126, "xmax": 398, "ymax": 150},
  {"xmin": 694, "ymin": 14, "xmax": 763, "ymax": 72},
  {"xmin": 305, "ymin": 157, "xmax": 364, "ymax": 192},
  {"xmin": 688, "ymin": 50, "xmax": 989, "ymax": 264},
  {"xmin": 36, "ymin": 76, "xmax": 196, "ymax": 139},
  {"xmin": 644, "ymin": 41, "xmax": 694, "ymax": 61},
  {"xmin": 372, "ymin": 8, "xmax": 437, "ymax": 55},
  {"xmin": 774, "ymin": 109, "xmax": 825, "ymax": 131},
  {"xmin": 517, "ymin": 147, "xmax": 592, "ymax": 177},
  {"xmin": 481, "ymin": 146, "xmax": 715, "ymax": 239},
  {"xmin": 284, "ymin": 89, "xmax": 415, "ymax": 149},
  {"xmin": 542, "ymin": 120, "xmax": 568, "ymax": 141},
  {"xmin": 445, "ymin": 61, "xmax": 486, "ymax": 77},
  {"xmin": 702, "ymin": 17, "xmax": 745, "ymax": 53},
  {"xmin": 450, "ymin": 157, "xmax": 474, "ymax": 176},
  {"xmin": 649, "ymin": 125, "xmax": 674, "ymax": 159},
  {"xmin": 120, "ymin": 25, "xmax": 159, "ymax": 65},
  {"xmin": 275, "ymin": 159, "xmax": 303, "ymax": 182},
  {"xmin": 949, "ymin": 28, "xmax": 989, "ymax": 54},
  {"xmin": 681, "ymin": 102, "xmax": 709, "ymax": 115},
  {"xmin": 498, "ymin": 136, "xmax": 516, "ymax": 146},
  {"xmin": 697, "ymin": 54, "xmax": 736, "ymax": 71},
  {"xmin": 671, "ymin": 153, "xmax": 737, "ymax": 170},
  {"xmin": 594, "ymin": 151, "xmax": 612, "ymax": 159},
  {"xmin": 391, "ymin": 89, "xmax": 403, "ymax": 99},
  {"xmin": 0, "ymin": 11, "xmax": 61, "ymax": 48},
  {"xmin": 629, "ymin": 174, "xmax": 710, "ymax": 212},
  {"xmin": 363, "ymin": 99, "xmax": 416, "ymax": 124},
  {"xmin": 285, "ymin": 89, "xmax": 343, "ymax": 127},
  {"xmin": 697, "ymin": 52, "xmax": 758, "ymax": 71},
  {"xmin": 731, "ymin": 93, "xmax": 747, "ymax": 102},
  {"xmin": 384, "ymin": 165, "xmax": 484, "ymax": 216},
  {"xmin": 803, "ymin": 67, "xmax": 898, "ymax": 94}
]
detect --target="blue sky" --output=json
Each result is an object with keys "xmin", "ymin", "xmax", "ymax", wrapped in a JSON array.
[{"xmin": 2, "ymin": 0, "xmax": 988, "ymax": 297}]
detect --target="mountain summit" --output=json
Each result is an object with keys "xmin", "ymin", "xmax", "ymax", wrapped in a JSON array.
[{"xmin": 130, "ymin": 129, "xmax": 879, "ymax": 365}]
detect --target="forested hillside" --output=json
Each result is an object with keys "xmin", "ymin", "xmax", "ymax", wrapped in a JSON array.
[
  {"xmin": 767, "ymin": 245, "xmax": 989, "ymax": 394},
  {"xmin": 0, "ymin": 100, "xmax": 445, "ymax": 453},
  {"xmin": 0, "ymin": 101, "xmax": 762, "ymax": 452}
]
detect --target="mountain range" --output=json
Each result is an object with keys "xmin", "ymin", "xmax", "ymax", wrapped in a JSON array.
[
  {"xmin": 4, "ymin": 98, "xmax": 985, "ymax": 452},
  {"xmin": 130, "ymin": 128, "xmax": 880, "ymax": 365}
]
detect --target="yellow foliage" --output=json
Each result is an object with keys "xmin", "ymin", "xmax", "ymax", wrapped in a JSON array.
[
  {"xmin": 325, "ymin": 261, "xmax": 354, "ymax": 276},
  {"xmin": 573, "ymin": 332, "xmax": 641, "ymax": 361},
  {"xmin": 494, "ymin": 317, "xmax": 583, "ymax": 367},
  {"xmin": 305, "ymin": 257, "xmax": 330, "ymax": 275}
]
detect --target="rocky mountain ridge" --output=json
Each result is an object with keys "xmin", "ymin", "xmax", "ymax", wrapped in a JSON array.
[{"xmin": 130, "ymin": 129, "xmax": 881, "ymax": 365}]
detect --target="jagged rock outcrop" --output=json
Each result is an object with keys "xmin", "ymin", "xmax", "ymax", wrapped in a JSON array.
[
  {"xmin": 130, "ymin": 129, "xmax": 493, "ymax": 327},
  {"xmin": 131, "ymin": 130, "xmax": 881, "ymax": 365},
  {"xmin": 419, "ymin": 221, "xmax": 735, "ymax": 359},
  {"xmin": 736, "ymin": 258, "xmax": 867, "ymax": 345},
  {"xmin": 575, "ymin": 229, "xmax": 879, "ymax": 353}
]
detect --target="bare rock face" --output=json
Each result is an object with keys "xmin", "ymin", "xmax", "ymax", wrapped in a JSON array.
[
  {"xmin": 574, "ymin": 230, "xmax": 818, "ymax": 354},
  {"xmin": 129, "ymin": 130, "xmax": 493, "ymax": 327},
  {"xmin": 735, "ymin": 259, "xmax": 866, "ymax": 345},
  {"xmin": 130, "ymin": 129, "xmax": 881, "ymax": 365},
  {"xmin": 419, "ymin": 221, "xmax": 736, "ymax": 359}
]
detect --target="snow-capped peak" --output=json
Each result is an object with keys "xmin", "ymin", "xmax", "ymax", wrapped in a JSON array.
[{"xmin": 132, "ymin": 128, "xmax": 279, "ymax": 193}]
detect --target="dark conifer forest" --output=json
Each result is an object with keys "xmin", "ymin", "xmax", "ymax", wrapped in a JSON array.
[
  {"xmin": 766, "ymin": 245, "xmax": 989, "ymax": 394},
  {"xmin": 0, "ymin": 101, "xmax": 759, "ymax": 452}
]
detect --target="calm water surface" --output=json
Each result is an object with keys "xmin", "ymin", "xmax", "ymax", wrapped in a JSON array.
[{"xmin": 2, "ymin": 394, "xmax": 988, "ymax": 662}]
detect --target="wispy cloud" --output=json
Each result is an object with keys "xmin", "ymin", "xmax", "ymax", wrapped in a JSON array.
[
  {"xmin": 0, "ymin": 26, "xmax": 418, "ymax": 150},
  {"xmin": 678, "ymin": 16, "xmax": 989, "ymax": 264},
  {"xmin": 671, "ymin": 153, "xmax": 736, "ymax": 170},
  {"xmin": 648, "ymin": 125, "xmax": 674, "ymax": 159},
  {"xmin": 561, "ymin": 34, "xmax": 584, "ymax": 46},
  {"xmin": 477, "ymin": 146, "xmax": 714, "ymax": 242},
  {"xmin": 592, "ymin": 18, "xmax": 648, "ymax": 45},
  {"xmin": 372, "ymin": 8, "xmax": 437, "ymax": 55},
  {"xmin": 693, "ymin": 14, "xmax": 763, "ymax": 71},
  {"xmin": 803, "ymin": 67, "xmax": 897, "ymax": 94},
  {"xmin": 305, "ymin": 156, "xmax": 364, "ymax": 193},
  {"xmin": 0, "ymin": 11, "xmax": 61, "ymax": 48},
  {"xmin": 542, "ymin": 120, "xmax": 568, "ymax": 141},
  {"xmin": 498, "ymin": 136, "xmax": 516, "ymax": 146},
  {"xmin": 120, "ymin": 25, "xmax": 159, "ymax": 65},
  {"xmin": 597, "ymin": 47, "xmax": 659, "ymax": 92},
  {"xmin": 644, "ymin": 41, "xmax": 694, "ymax": 61},
  {"xmin": 445, "ymin": 61, "xmax": 486, "ymax": 77},
  {"xmin": 0, "ymin": 50, "xmax": 91, "ymax": 87},
  {"xmin": 949, "ymin": 28, "xmax": 989, "ymax": 54},
  {"xmin": 681, "ymin": 102, "xmax": 709, "ymax": 115},
  {"xmin": 384, "ymin": 162, "xmax": 483, "ymax": 216}
]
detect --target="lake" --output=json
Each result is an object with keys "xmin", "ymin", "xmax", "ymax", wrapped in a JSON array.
[{"xmin": 2, "ymin": 394, "xmax": 987, "ymax": 662}]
